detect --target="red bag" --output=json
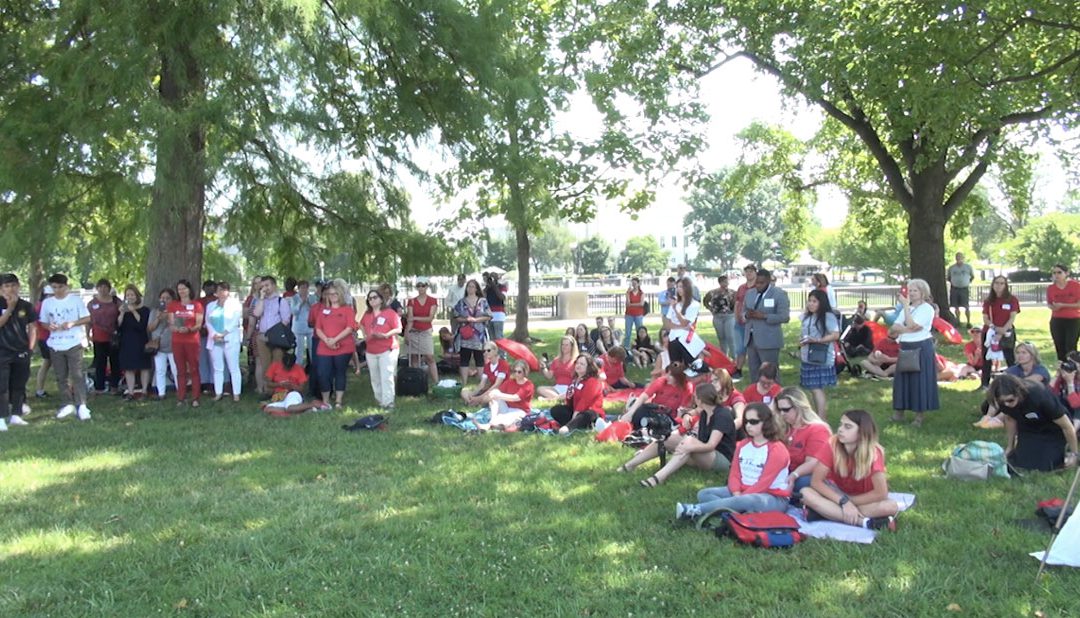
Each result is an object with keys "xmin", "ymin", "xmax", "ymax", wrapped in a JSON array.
[
  {"xmin": 716, "ymin": 511, "xmax": 805, "ymax": 548},
  {"xmin": 459, "ymin": 324, "xmax": 476, "ymax": 339},
  {"xmin": 595, "ymin": 420, "xmax": 633, "ymax": 442}
]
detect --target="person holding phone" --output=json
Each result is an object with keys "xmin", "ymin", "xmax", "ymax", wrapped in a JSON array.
[
  {"xmin": 116, "ymin": 285, "xmax": 152, "ymax": 400},
  {"xmin": 168, "ymin": 279, "xmax": 205, "ymax": 407},
  {"xmin": 624, "ymin": 277, "xmax": 646, "ymax": 349},
  {"xmin": 147, "ymin": 289, "xmax": 179, "ymax": 400}
]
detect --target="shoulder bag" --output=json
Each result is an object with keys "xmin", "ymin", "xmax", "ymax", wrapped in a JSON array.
[{"xmin": 896, "ymin": 348, "xmax": 921, "ymax": 372}]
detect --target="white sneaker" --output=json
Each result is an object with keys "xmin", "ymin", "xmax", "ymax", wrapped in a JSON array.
[
  {"xmin": 8, "ymin": 415, "xmax": 29, "ymax": 427},
  {"xmin": 0, "ymin": 418, "xmax": 7, "ymax": 431},
  {"xmin": 21, "ymin": 403, "xmax": 31, "ymax": 414},
  {"xmin": 77, "ymin": 405, "xmax": 92, "ymax": 421},
  {"xmin": 56, "ymin": 404, "xmax": 76, "ymax": 419}
]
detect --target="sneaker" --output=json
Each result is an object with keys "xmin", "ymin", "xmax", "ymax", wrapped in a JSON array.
[
  {"xmin": 675, "ymin": 502, "xmax": 700, "ymax": 521},
  {"xmin": 56, "ymin": 404, "xmax": 76, "ymax": 419},
  {"xmin": 0, "ymin": 418, "xmax": 7, "ymax": 431},
  {"xmin": 22, "ymin": 402, "xmax": 31, "ymax": 414},
  {"xmin": 865, "ymin": 516, "xmax": 896, "ymax": 531},
  {"xmin": 8, "ymin": 415, "xmax": 29, "ymax": 427},
  {"xmin": 77, "ymin": 404, "xmax": 92, "ymax": 421},
  {"xmin": 730, "ymin": 369, "xmax": 743, "ymax": 381},
  {"xmin": 35, "ymin": 390, "xmax": 48, "ymax": 398}
]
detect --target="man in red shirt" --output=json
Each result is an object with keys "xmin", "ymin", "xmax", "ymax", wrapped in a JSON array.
[
  {"xmin": 859, "ymin": 334, "xmax": 901, "ymax": 379},
  {"xmin": 601, "ymin": 347, "xmax": 639, "ymax": 392}
]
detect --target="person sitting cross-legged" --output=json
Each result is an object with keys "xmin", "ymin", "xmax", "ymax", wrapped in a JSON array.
[{"xmin": 262, "ymin": 352, "xmax": 326, "ymax": 415}]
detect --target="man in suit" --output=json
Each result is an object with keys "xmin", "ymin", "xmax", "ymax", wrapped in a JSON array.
[{"xmin": 742, "ymin": 268, "xmax": 790, "ymax": 383}]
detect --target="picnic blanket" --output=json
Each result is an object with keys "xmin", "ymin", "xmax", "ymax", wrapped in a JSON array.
[
  {"xmin": 604, "ymin": 388, "xmax": 643, "ymax": 403},
  {"xmin": 787, "ymin": 493, "xmax": 917, "ymax": 544}
]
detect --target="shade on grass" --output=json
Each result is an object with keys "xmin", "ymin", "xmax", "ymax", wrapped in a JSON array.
[{"xmin": 0, "ymin": 309, "xmax": 1076, "ymax": 616}]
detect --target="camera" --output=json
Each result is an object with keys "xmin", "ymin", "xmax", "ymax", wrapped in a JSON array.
[
  {"xmin": 1062, "ymin": 360, "xmax": 1077, "ymax": 373},
  {"xmin": 640, "ymin": 413, "xmax": 674, "ymax": 440}
]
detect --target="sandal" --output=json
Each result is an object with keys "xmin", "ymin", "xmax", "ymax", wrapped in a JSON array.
[
  {"xmin": 911, "ymin": 416, "xmax": 923, "ymax": 428},
  {"xmin": 616, "ymin": 464, "xmax": 631, "ymax": 473},
  {"xmin": 639, "ymin": 475, "xmax": 661, "ymax": 488}
]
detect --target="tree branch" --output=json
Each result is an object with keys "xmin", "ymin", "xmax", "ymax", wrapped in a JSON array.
[{"xmin": 943, "ymin": 133, "xmax": 998, "ymax": 220}]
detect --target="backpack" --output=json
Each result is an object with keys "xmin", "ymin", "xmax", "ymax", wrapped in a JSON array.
[
  {"xmin": 396, "ymin": 366, "xmax": 429, "ymax": 396},
  {"xmin": 342, "ymin": 415, "xmax": 387, "ymax": 431},
  {"xmin": 709, "ymin": 511, "xmax": 805, "ymax": 548},
  {"xmin": 942, "ymin": 441, "xmax": 1009, "ymax": 480}
]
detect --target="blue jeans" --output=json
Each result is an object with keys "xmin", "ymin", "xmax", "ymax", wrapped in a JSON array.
[
  {"xmin": 623, "ymin": 315, "xmax": 644, "ymax": 348},
  {"xmin": 316, "ymin": 352, "xmax": 349, "ymax": 394},
  {"xmin": 694, "ymin": 486, "xmax": 789, "ymax": 514},
  {"xmin": 734, "ymin": 323, "xmax": 747, "ymax": 356},
  {"xmin": 712, "ymin": 313, "xmax": 736, "ymax": 359}
]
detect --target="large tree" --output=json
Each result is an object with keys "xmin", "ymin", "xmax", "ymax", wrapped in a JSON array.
[{"xmin": 658, "ymin": 1, "xmax": 1080, "ymax": 315}]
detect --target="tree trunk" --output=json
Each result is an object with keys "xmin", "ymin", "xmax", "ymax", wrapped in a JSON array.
[
  {"xmin": 907, "ymin": 162, "xmax": 953, "ymax": 324},
  {"xmin": 512, "ymin": 222, "xmax": 531, "ymax": 342},
  {"xmin": 145, "ymin": 41, "xmax": 205, "ymax": 298}
]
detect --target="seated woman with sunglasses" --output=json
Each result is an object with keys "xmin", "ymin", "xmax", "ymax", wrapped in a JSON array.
[
  {"xmin": 800, "ymin": 410, "xmax": 898, "ymax": 530},
  {"xmin": 476, "ymin": 360, "xmax": 535, "ymax": 431},
  {"xmin": 674, "ymin": 403, "xmax": 790, "ymax": 520},
  {"xmin": 461, "ymin": 343, "xmax": 509, "ymax": 406},
  {"xmin": 987, "ymin": 374, "xmax": 1079, "ymax": 471},
  {"xmin": 550, "ymin": 354, "xmax": 605, "ymax": 435},
  {"xmin": 774, "ymin": 387, "xmax": 832, "ymax": 496},
  {"xmin": 619, "ymin": 383, "xmax": 737, "ymax": 488}
]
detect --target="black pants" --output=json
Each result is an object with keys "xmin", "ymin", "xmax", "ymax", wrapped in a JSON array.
[
  {"xmin": 1049, "ymin": 317, "xmax": 1080, "ymax": 362},
  {"xmin": 0, "ymin": 352, "xmax": 32, "ymax": 417},
  {"xmin": 550, "ymin": 404, "xmax": 597, "ymax": 431},
  {"xmin": 980, "ymin": 341, "xmax": 1016, "ymax": 387},
  {"xmin": 92, "ymin": 341, "xmax": 120, "ymax": 390},
  {"xmin": 667, "ymin": 338, "xmax": 696, "ymax": 367}
]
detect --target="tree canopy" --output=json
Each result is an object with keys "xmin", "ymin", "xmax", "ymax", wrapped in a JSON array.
[{"xmin": 618, "ymin": 235, "xmax": 668, "ymax": 275}]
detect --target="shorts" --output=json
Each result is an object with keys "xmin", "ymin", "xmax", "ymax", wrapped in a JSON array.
[
  {"xmin": 405, "ymin": 329, "xmax": 434, "ymax": 355},
  {"xmin": 949, "ymin": 286, "xmax": 970, "ymax": 308},
  {"xmin": 38, "ymin": 340, "xmax": 52, "ymax": 361},
  {"xmin": 711, "ymin": 452, "xmax": 732, "ymax": 472},
  {"xmin": 460, "ymin": 347, "xmax": 484, "ymax": 366},
  {"xmin": 264, "ymin": 391, "xmax": 303, "ymax": 409}
]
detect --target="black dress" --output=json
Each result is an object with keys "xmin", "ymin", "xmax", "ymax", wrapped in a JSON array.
[
  {"xmin": 1002, "ymin": 386, "xmax": 1072, "ymax": 471},
  {"xmin": 117, "ymin": 307, "xmax": 153, "ymax": 371}
]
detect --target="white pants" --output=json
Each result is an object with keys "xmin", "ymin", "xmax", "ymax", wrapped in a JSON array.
[
  {"xmin": 366, "ymin": 348, "xmax": 399, "ymax": 408},
  {"xmin": 153, "ymin": 352, "xmax": 178, "ymax": 397},
  {"xmin": 210, "ymin": 340, "xmax": 242, "ymax": 397}
]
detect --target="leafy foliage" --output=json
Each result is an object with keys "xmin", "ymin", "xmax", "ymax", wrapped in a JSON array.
[
  {"xmin": 1004, "ymin": 213, "xmax": 1080, "ymax": 271},
  {"xmin": 618, "ymin": 235, "xmax": 668, "ymax": 275},
  {"xmin": 576, "ymin": 236, "xmax": 613, "ymax": 274}
]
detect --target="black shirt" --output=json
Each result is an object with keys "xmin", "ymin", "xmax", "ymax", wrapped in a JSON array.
[
  {"xmin": 698, "ymin": 405, "xmax": 737, "ymax": 462},
  {"xmin": 0, "ymin": 297, "xmax": 37, "ymax": 357},
  {"xmin": 843, "ymin": 325, "xmax": 874, "ymax": 351},
  {"xmin": 1001, "ymin": 386, "xmax": 1066, "ymax": 435}
]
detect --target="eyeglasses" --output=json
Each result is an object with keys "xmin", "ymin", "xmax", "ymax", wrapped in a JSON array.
[
  {"xmin": 367, "ymin": 295, "xmax": 380, "ymax": 300},
  {"xmin": 744, "ymin": 418, "xmax": 763, "ymax": 426},
  {"xmin": 777, "ymin": 406, "xmax": 794, "ymax": 413},
  {"xmin": 416, "ymin": 283, "xmax": 427, "ymax": 288},
  {"xmin": 512, "ymin": 369, "xmax": 525, "ymax": 375}
]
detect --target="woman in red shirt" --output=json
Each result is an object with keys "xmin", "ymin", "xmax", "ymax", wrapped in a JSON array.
[
  {"xmin": 168, "ymin": 279, "xmax": 205, "ymax": 407},
  {"xmin": 551, "ymin": 354, "xmax": 605, "ymax": 434},
  {"xmin": 774, "ymin": 387, "xmax": 832, "ymax": 497},
  {"xmin": 711, "ymin": 368, "xmax": 748, "ymax": 431},
  {"xmin": 537, "ymin": 336, "xmax": 576, "ymax": 399},
  {"xmin": 741, "ymin": 361, "xmax": 782, "ymax": 405},
  {"xmin": 801, "ymin": 409, "xmax": 898, "ymax": 530},
  {"xmin": 601, "ymin": 347, "xmax": 638, "ymax": 392},
  {"xmin": 623, "ymin": 277, "xmax": 646, "ymax": 349},
  {"xmin": 618, "ymin": 362, "xmax": 692, "ymax": 425},
  {"xmin": 478, "ymin": 360, "xmax": 536, "ymax": 431},
  {"xmin": 314, "ymin": 283, "xmax": 357, "ymax": 408},
  {"xmin": 359, "ymin": 288, "xmax": 403, "ymax": 409},
  {"xmin": 1047, "ymin": 264, "xmax": 1080, "ymax": 362},
  {"xmin": 405, "ymin": 280, "xmax": 439, "ymax": 385},
  {"xmin": 980, "ymin": 275, "xmax": 1019, "ymax": 387}
]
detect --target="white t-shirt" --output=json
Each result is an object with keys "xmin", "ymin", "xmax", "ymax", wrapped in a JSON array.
[
  {"xmin": 41, "ymin": 294, "xmax": 89, "ymax": 352},
  {"xmin": 736, "ymin": 441, "xmax": 788, "ymax": 493},
  {"xmin": 897, "ymin": 303, "xmax": 934, "ymax": 343},
  {"xmin": 666, "ymin": 300, "xmax": 700, "ymax": 341}
]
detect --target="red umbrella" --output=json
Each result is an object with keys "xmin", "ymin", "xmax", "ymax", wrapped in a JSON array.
[
  {"xmin": 933, "ymin": 317, "xmax": 963, "ymax": 344},
  {"xmin": 495, "ymin": 338, "xmax": 540, "ymax": 371}
]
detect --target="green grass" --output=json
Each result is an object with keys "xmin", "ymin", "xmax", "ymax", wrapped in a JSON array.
[{"xmin": 1, "ymin": 309, "xmax": 1077, "ymax": 617}]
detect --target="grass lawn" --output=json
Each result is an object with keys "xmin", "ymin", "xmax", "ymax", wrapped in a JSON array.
[{"xmin": 2, "ymin": 309, "xmax": 1077, "ymax": 616}]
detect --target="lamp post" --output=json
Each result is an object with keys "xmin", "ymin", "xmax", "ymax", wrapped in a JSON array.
[{"xmin": 720, "ymin": 231, "xmax": 732, "ymax": 271}]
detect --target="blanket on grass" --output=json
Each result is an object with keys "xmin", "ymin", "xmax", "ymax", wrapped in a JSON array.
[{"xmin": 787, "ymin": 493, "xmax": 917, "ymax": 544}]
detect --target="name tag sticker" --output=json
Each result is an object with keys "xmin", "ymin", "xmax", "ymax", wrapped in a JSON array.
[
  {"xmin": 186, "ymin": 304, "xmax": 194, "ymax": 310},
  {"xmin": 1025, "ymin": 413, "xmax": 1039, "ymax": 420},
  {"xmin": 323, "ymin": 309, "xmax": 331, "ymax": 315},
  {"xmin": 1002, "ymin": 304, "xmax": 1011, "ymax": 310},
  {"xmin": 763, "ymin": 396, "xmax": 773, "ymax": 404},
  {"xmin": 763, "ymin": 299, "xmax": 775, "ymax": 309},
  {"xmin": 376, "ymin": 316, "xmax": 386, "ymax": 326},
  {"xmin": 92, "ymin": 304, "xmax": 100, "ymax": 310}
]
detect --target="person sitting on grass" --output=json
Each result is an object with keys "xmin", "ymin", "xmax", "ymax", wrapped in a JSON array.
[
  {"xmin": 710, "ymin": 368, "xmax": 747, "ymax": 431},
  {"xmin": 775, "ymin": 387, "xmax": 832, "ymax": 497},
  {"xmin": 974, "ymin": 342, "xmax": 1053, "ymax": 428},
  {"xmin": 631, "ymin": 326, "xmax": 655, "ymax": 368},
  {"xmin": 590, "ymin": 325, "xmax": 618, "ymax": 357},
  {"xmin": 477, "ymin": 360, "xmax": 535, "ymax": 432},
  {"xmin": 842, "ymin": 315, "xmax": 874, "ymax": 359},
  {"xmin": 619, "ymin": 383, "xmax": 737, "ymax": 488},
  {"xmin": 935, "ymin": 353, "xmax": 979, "ymax": 382},
  {"xmin": 986, "ymin": 374, "xmax": 1079, "ymax": 472},
  {"xmin": 600, "ymin": 347, "xmax": 639, "ymax": 392},
  {"xmin": 573, "ymin": 323, "xmax": 591, "ymax": 355},
  {"xmin": 859, "ymin": 333, "xmax": 900, "ymax": 379},
  {"xmin": 674, "ymin": 402, "xmax": 790, "ymax": 520},
  {"xmin": 551, "ymin": 353, "xmax": 605, "ymax": 434},
  {"xmin": 461, "ymin": 343, "xmax": 509, "ymax": 406},
  {"xmin": 619, "ymin": 362, "xmax": 693, "ymax": 426},
  {"xmin": 1049, "ymin": 351, "xmax": 1080, "ymax": 435},
  {"xmin": 741, "ymin": 362, "xmax": 782, "ymax": 405},
  {"xmin": 650, "ymin": 328, "xmax": 671, "ymax": 379},
  {"xmin": 262, "ymin": 352, "xmax": 326, "ymax": 415},
  {"xmin": 800, "ymin": 409, "xmax": 899, "ymax": 530},
  {"xmin": 536, "ymin": 335, "xmax": 576, "ymax": 399}
]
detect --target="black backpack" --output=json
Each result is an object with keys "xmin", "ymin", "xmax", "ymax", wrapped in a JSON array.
[{"xmin": 396, "ymin": 366, "xmax": 429, "ymax": 396}]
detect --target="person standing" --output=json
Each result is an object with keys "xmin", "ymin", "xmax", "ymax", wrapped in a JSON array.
[
  {"xmin": 444, "ymin": 274, "xmax": 467, "ymax": 319},
  {"xmin": 290, "ymin": 280, "xmax": 317, "ymax": 367},
  {"xmin": 147, "ymin": 288, "xmax": 179, "ymax": 400},
  {"xmin": 742, "ymin": 268, "xmax": 791, "ymax": 383},
  {"xmin": 732, "ymin": 264, "xmax": 759, "ymax": 380},
  {"xmin": 947, "ymin": 252, "xmax": 975, "ymax": 328},
  {"xmin": 980, "ymin": 275, "xmax": 1019, "ymax": 388},
  {"xmin": 196, "ymin": 280, "xmax": 217, "ymax": 394},
  {"xmin": 169, "ymin": 280, "xmax": 205, "ymax": 407},
  {"xmin": 704, "ymin": 275, "xmax": 737, "ymax": 360},
  {"xmin": 32, "ymin": 286, "xmax": 53, "ymax": 399},
  {"xmin": 41, "ymin": 273, "xmax": 92, "ymax": 420},
  {"xmin": 483, "ymin": 272, "xmax": 507, "ymax": 341},
  {"xmin": 313, "ymin": 283, "xmax": 356, "ymax": 408},
  {"xmin": 890, "ymin": 279, "xmax": 940, "ymax": 427},
  {"xmin": 87, "ymin": 278, "xmax": 120, "ymax": 394},
  {"xmin": 116, "ymin": 285, "xmax": 152, "ymax": 400},
  {"xmin": 453, "ymin": 280, "xmax": 491, "ymax": 389},
  {"xmin": 205, "ymin": 282, "xmax": 244, "ymax": 402},
  {"xmin": 663, "ymin": 278, "xmax": 701, "ymax": 366},
  {"xmin": 1047, "ymin": 264, "xmax": 1080, "ymax": 362},
  {"xmin": 623, "ymin": 277, "xmax": 646, "ymax": 349},
  {"xmin": 251, "ymin": 276, "xmax": 291, "ymax": 395},
  {"xmin": 799, "ymin": 289, "xmax": 841, "ymax": 421},
  {"xmin": 405, "ymin": 278, "xmax": 439, "ymax": 385},
  {"xmin": 359, "ymin": 289, "xmax": 403, "ymax": 409},
  {"xmin": 0, "ymin": 274, "xmax": 38, "ymax": 429}
]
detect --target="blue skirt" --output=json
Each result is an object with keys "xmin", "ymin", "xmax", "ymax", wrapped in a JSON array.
[
  {"xmin": 800, "ymin": 362, "xmax": 837, "ymax": 389},
  {"xmin": 892, "ymin": 338, "xmax": 940, "ymax": 412}
]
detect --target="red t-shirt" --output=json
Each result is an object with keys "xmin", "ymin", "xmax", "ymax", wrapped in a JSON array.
[
  {"xmin": 87, "ymin": 297, "xmax": 119, "ymax": 343},
  {"xmin": 265, "ymin": 362, "xmax": 308, "ymax": 394},
  {"xmin": 786, "ymin": 423, "xmax": 832, "ymax": 469},
  {"xmin": 983, "ymin": 296, "xmax": 1020, "ymax": 328},
  {"xmin": 359, "ymin": 308, "xmax": 402, "ymax": 354},
  {"xmin": 568, "ymin": 377, "xmax": 605, "ymax": 414},
  {"xmin": 601, "ymin": 354, "xmax": 626, "ymax": 386},
  {"xmin": 35, "ymin": 301, "xmax": 50, "ymax": 343},
  {"xmin": 625, "ymin": 289, "xmax": 645, "ymax": 317},
  {"xmin": 167, "ymin": 301, "xmax": 204, "ymax": 345},
  {"xmin": 964, "ymin": 340, "xmax": 984, "ymax": 368},
  {"xmin": 314, "ymin": 305, "xmax": 357, "ymax": 356},
  {"xmin": 1048, "ymin": 280, "xmax": 1080, "ymax": 319},
  {"xmin": 814, "ymin": 443, "xmax": 887, "ymax": 497},
  {"xmin": 742, "ymin": 382, "xmax": 782, "ymax": 405},
  {"xmin": 483, "ymin": 358, "xmax": 511, "ymax": 387},
  {"xmin": 722, "ymin": 390, "xmax": 747, "ymax": 409},
  {"xmin": 734, "ymin": 283, "xmax": 753, "ymax": 323},
  {"xmin": 549, "ymin": 357, "xmax": 574, "ymax": 386},
  {"xmin": 875, "ymin": 337, "xmax": 900, "ymax": 358},
  {"xmin": 407, "ymin": 296, "xmax": 439, "ymax": 331},
  {"xmin": 643, "ymin": 376, "xmax": 693, "ymax": 411},
  {"xmin": 498, "ymin": 378, "xmax": 535, "ymax": 412}
]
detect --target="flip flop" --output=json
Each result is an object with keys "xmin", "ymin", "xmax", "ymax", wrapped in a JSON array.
[{"xmin": 639, "ymin": 475, "xmax": 661, "ymax": 488}]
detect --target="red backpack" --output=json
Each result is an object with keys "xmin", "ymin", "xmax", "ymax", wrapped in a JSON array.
[{"xmin": 712, "ymin": 511, "xmax": 805, "ymax": 548}]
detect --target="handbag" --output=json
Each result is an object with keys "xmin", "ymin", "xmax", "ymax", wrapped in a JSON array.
[
  {"xmin": 942, "ymin": 456, "xmax": 991, "ymax": 481},
  {"xmin": 459, "ymin": 324, "xmax": 476, "ymax": 340},
  {"xmin": 807, "ymin": 342, "xmax": 829, "ymax": 365},
  {"xmin": 143, "ymin": 339, "xmax": 160, "ymax": 353},
  {"xmin": 643, "ymin": 301, "xmax": 651, "ymax": 315},
  {"xmin": 265, "ymin": 322, "xmax": 296, "ymax": 349},
  {"xmin": 896, "ymin": 348, "xmax": 921, "ymax": 372}
]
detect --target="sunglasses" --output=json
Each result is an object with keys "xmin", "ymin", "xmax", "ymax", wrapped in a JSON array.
[
  {"xmin": 745, "ymin": 418, "xmax": 763, "ymax": 426},
  {"xmin": 512, "ymin": 369, "xmax": 525, "ymax": 374}
]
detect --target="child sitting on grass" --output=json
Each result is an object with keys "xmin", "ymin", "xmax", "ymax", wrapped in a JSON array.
[{"xmin": 262, "ymin": 352, "xmax": 326, "ymax": 415}]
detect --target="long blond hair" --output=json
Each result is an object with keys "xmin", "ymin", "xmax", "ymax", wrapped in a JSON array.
[
  {"xmin": 777, "ymin": 387, "xmax": 829, "ymax": 429},
  {"xmin": 831, "ymin": 409, "xmax": 882, "ymax": 481}
]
